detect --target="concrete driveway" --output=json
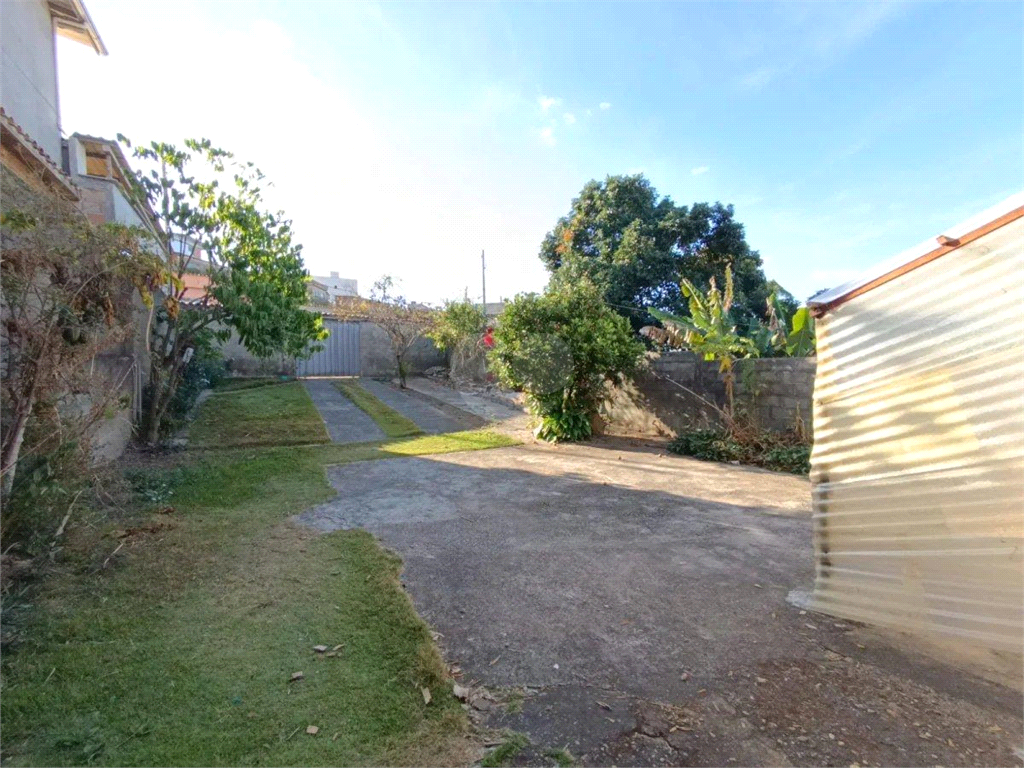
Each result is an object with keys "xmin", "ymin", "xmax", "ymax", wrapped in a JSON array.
[{"xmin": 296, "ymin": 440, "xmax": 1022, "ymax": 767}]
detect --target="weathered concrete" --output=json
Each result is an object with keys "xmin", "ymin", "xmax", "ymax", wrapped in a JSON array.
[
  {"xmin": 303, "ymin": 379, "xmax": 384, "ymax": 443},
  {"xmin": 295, "ymin": 441, "xmax": 1023, "ymax": 766},
  {"xmin": 357, "ymin": 379, "xmax": 466, "ymax": 434},
  {"xmin": 402, "ymin": 376, "xmax": 525, "ymax": 425},
  {"xmin": 603, "ymin": 352, "xmax": 816, "ymax": 438}
]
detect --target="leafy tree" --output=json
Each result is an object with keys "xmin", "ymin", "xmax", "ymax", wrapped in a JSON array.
[
  {"xmin": 121, "ymin": 138, "xmax": 327, "ymax": 444},
  {"xmin": 540, "ymin": 174, "xmax": 781, "ymax": 327},
  {"xmin": 489, "ymin": 281, "xmax": 643, "ymax": 441},
  {"xmin": 335, "ymin": 276, "xmax": 435, "ymax": 388},
  {"xmin": 643, "ymin": 266, "xmax": 758, "ymax": 420},
  {"xmin": 427, "ymin": 299, "xmax": 488, "ymax": 378}
]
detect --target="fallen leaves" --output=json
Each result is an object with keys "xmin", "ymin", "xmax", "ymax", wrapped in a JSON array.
[{"xmin": 421, "ymin": 687, "xmax": 432, "ymax": 705}]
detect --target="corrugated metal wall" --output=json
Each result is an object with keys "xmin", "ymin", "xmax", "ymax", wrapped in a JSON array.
[
  {"xmin": 296, "ymin": 320, "xmax": 360, "ymax": 376},
  {"xmin": 808, "ymin": 216, "xmax": 1024, "ymax": 651}
]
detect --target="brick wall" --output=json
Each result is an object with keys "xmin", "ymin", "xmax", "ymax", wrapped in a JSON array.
[{"xmin": 601, "ymin": 351, "xmax": 815, "ymax": 438}]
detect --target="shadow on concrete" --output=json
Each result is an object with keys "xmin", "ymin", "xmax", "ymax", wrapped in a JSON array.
[{"xmin": 293, "ymin": 446, "xmax": 1022, "ymax": 767}]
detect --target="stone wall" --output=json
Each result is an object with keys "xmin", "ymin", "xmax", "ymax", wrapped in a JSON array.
[{"xmin": 601, "ymin": 351, "xmax": 815, "ymax": 438}]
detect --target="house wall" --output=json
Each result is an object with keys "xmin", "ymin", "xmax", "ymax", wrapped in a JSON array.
[
  {"xmin": 807, "ymin": 214, "xmax": 1024, "ymax": 653},
  {"xmin": 601, "ymin": 351, "xmax": 815, "ymax": 437},
  {"xmin": 0, "ymin": 0, "xmax": 61, "ymax": 161}
]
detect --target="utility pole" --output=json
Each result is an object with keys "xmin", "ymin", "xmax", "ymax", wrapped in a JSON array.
[{"xmin": 481, "ymin": 249, "xmax": 487, "ymax": 312}]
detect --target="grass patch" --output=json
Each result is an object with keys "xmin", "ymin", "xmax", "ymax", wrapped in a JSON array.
[
  {"xmin": 214, "ymin": 377, "xmax": 292, "ymax": 393},
  {"xmin": 545, "ymin": 747, "xmax": 576, "ymax": 766},
  {"xmin": 189, "ymin": 380, "xmax": 329, "ymax": 448},
  {"xmin": 668, "ymin": 428, "xmax": 810, "ymax": 474},
  {"xmin": 1, "ymin": 428, "xmax": 516, "ymax": 766},
  {"xmin": 481, "ymin": 732, "xmax": 530, "ymax": 767},
  {"xmin": 334, "ymin": 380, "xmax": 423, "ymax": 439}
]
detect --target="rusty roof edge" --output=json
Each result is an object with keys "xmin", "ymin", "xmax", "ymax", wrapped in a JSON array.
[{"xmin": 808, "ymin": 192, "xmax": 1024, "ymax": 311}]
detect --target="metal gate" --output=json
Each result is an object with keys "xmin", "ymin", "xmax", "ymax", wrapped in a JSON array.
[{"xmin": 296, "ymin": 320, "xmax": 360, "ymax": 376}]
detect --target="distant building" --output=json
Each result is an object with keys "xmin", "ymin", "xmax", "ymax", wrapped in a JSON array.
[
  {"xmin": 313, "ymin": 271, "xmax": 358, "ymax": 300},
  {"xmin": 306, "ymin": 279, "xmax": 331, "ymax": 306}
]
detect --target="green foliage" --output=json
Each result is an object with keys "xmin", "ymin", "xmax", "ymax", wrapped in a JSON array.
[
  {"xmin": 668, "ymin": 428, "xmax": 810, "ymax": 475},
  {"xmin": 158, "ymin": 343, "xmax": 227, "ymax": 436},
  {"xmin": 490, "ymin": 281, "xmax": 643, "ymax": 442},
  {"xmin": 646, "ymin": 266, "xmax": 758, "ymax": 418},
  {"xmin": 427, "ymin": 299, "xmax": 487, "ymax": 352},
  {"xmin": 120, "ymin": 136, "xmax": 327, "ymax": 442},
  {"xmin": 481, "ymin": 733, "xmax": 531, "ymax": 767},
  {"xmin": 749, "ymin": 291, "xmax": 816, "ymax": 357},
  {"xmin": 540, "ymin": 174, "xmax": 781, "ymax": 326}
]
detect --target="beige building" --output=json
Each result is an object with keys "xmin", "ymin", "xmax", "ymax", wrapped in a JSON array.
[{"xmin": 805, "ymin": 193, "xmax": 1024, "ymax": 653}]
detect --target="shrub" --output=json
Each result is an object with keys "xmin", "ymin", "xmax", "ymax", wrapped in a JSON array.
[
  {"xmin": 668, "ymin": 427, "xmax": 810, "ymax": 474},
  {"xmin": 489, "ymin": 281, "xmax": 643, "ymax": 441},
  {"xmin": 155, "ymin": 344, "xmax": 226, "ymax": 437}
]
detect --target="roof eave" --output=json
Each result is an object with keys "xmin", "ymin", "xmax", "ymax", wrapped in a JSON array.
[
  {"xmin": 809, "ymin": 192, "xmax": 1024, "ymax": 316},
  {"xmin": 49, "ymin": 0, "xmax": 107, "ymax": 55}
]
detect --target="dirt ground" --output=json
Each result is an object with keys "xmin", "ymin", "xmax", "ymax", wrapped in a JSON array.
[{"xmin": 295, "ymin": 438, "xmax": 1023, "ymax": 767}]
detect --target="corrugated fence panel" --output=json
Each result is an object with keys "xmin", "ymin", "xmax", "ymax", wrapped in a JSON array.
[
  {"xmin": 808, "ymin": 216, "xmax": 1024, "ymax": 651},
  {"xmin": 296, "ymin": 321, "xmax": 360, "ymax": 376}
]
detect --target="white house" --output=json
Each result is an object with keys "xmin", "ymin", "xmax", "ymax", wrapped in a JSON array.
[{"xmin": 313, "ymin": 271, "xmax": 359, "ymax": 300}]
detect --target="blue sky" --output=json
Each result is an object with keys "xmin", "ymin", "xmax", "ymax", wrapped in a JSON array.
[{"xmin": 58, "ymin": 1, "xmax": 1022, "ymax": 303}]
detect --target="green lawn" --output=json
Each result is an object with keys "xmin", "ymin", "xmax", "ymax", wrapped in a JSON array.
[
  {"xmin": 1, "ymin": 395, "xmax": 518, "ymax": 765},
  {"xmin": 189, "ymin": 380, "xmax": 329, "ymax": 448},
  {"xmin": 213, "ymin": 377, "xmax": 292, "ymax": 394},
  {"xmin": 334, "ymin": 380, "xmax": 423, "ymax": 439}
]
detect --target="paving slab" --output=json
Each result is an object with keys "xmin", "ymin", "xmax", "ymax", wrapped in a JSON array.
[
  {"xmin": 403, "ymin": 376, "xmax": 525, "ymax": 423},
  {"xmin": 303, "ymin": 378, "xmax": 384, "ymax": 444},
  {"xmin": 295, "ymin": 440, "xmax": 1024, "ymax": 767},
  {"xmin": 358, "ymin": 378, "xmax": 466, "ymax": 434}
]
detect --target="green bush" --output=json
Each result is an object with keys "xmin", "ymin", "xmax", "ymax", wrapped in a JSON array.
[
  {"xmin": 156, "ymin": 345, "xmax": 226, "ymax": 436},
  {"xmin": 668, "ymin": 428, "xmax": 810, "ymax": 475},
  {"xmin": 489, "ymin": 282, "xmax": 643, "ymax": 442}
]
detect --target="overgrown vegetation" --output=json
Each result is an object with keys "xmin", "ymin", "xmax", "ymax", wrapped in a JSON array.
[
  {"xmin": 154, "ymin": 342, "xmax": 227, "ymax": 437},
  {"xmin": 668, "ymin": 428, "xmax": 810, "ymax": 474},
  {"xmin": 1, "ymin": 388, "xmax": 516, "ymax": 765},
  {"xmin": 334, "ymin": 380, "xmax": 423, "ymax": 438},
  {"xmin": 0, "ymin": 171, "xmax": 166, "ymax": 549},
  {"xmin": 427, "ymin": 299, "xmax": 487, "ymax": 379},
  {"xmin": 188, "ymin": 380, "xmax": 330, "ymax": 448},
  {"xmin": 120, "ymin": 137, "xmax": 327, "ymax": 444},
  {"xmin": 490, "ymin": 281, "xmax": 643, "ymax": 441},
  {"xmin": 335, "ymin": 276, "xmax": 435, "ymax": 388}
]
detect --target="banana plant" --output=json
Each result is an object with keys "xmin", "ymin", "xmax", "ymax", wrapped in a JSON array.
[{"xmin": 646, "ymin": 265, "xmax": 758, "ymax": 419}]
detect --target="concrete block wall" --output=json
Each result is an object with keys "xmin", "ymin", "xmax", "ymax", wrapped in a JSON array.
[{"xmin": 601, "ymin": 351, "xmax": 815, "ymax": 438}]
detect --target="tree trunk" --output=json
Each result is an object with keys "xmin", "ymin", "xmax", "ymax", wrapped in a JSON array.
[
  {"xmin": 0, "ymin": 395, "xmax": 33, "ymax": 496},
  {"xmin": 396, "ymin": 352, "xmax": 406, "ymax": 388}
]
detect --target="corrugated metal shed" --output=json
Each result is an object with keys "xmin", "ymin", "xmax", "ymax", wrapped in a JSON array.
[{"xmin": 806, "ymin": 194, "xmax": 1024, "ymax": 652}]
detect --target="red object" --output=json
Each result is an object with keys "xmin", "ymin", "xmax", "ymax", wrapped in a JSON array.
[{"xmin": 482, "ymin": 327, "xmax": 495, "ymax": 348}]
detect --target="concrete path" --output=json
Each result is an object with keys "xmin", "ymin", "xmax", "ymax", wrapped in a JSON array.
[
  {"xmin": 303, "ymin": 379, "xmax": 384, "ymax": 444},
  {"xmin": 295, "ymin": 440, "xmax": 1023, "ymax": 767},
  {"xmin": 403, "ymin": 376, "xmax": 525, "ymax": 423},
  {"xmin": 357, "ymin": 378, "xmax": 466, "ymax": 434}
]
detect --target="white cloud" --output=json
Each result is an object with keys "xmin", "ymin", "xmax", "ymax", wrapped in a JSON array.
[
  {"xmin": 538, "ymin": 126, "xmax": 556, "ymax": 146},
  {"xmin": 691, "ymin": 165, "xmax": 710, "ymax": 176},
  {"xmin": 563, "ymin": 112, "xmax": 576, "ymax": 124},
  {"xmin": 599, "ymin": 102, "xmax": 612, "ymax": 110},
  {"xmin": 538, "ymin": 95, "xmax": 561, "ymax": 111}
]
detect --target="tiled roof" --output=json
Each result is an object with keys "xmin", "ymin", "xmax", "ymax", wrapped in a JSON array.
[{"xmin": 0, "ymin": 107, "xmax": 78, "ymax": 194}]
